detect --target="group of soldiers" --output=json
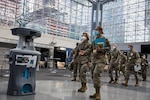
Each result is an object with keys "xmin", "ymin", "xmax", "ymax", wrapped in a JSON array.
[
  {"xmin": 108, "ymin": 44, "xmax": 148, "ymax": 87},
  {"xmin": 68, "ymin": 26, "xmax": 149, "ymax": 100}
]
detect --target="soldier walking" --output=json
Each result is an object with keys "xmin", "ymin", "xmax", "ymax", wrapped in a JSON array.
[
  {"xmin": 122, "ymin": 45, "xmax": 140, "ymax": 86},
  {"xmin": 141, "ymin": 54, "xmax": 148, "ymax": 81},
  {"xmin": 69, "ymin": 43, "xmax": 80, "ymax": 81},
  {"xmin": 108, "ymin": 44, "xmax": 121, "ymax": 84},
  {"xmin": 86, "ymin": 26, "xmax": 111, "ymax": 100},
  {"xmin": 119, "ymin": 51, "xmax": 127, "ymax": 80}
]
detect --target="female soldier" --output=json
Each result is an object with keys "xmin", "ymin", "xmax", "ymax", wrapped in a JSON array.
[
  {"xmin": 76, "ymin": 32, "xmax": 91, "ymax": 92},
  {"xmin": 86, "ymin": 26, "xmax": 111, "ymax": 100}
]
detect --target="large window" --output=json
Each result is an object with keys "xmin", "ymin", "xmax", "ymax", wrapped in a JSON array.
[
  {"xmin": 1, "ymin": 0, "xmax": 148, "ymax": 43},
  {"xmin": 0, "ymin": 0, "xmax": 92, "ymax": 40},
  {"xmin": 103, "ymin": 0, "xmax": 149, "ymax": 43}
]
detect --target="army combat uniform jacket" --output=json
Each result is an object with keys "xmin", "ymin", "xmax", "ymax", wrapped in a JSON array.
[
  {"xmin": 87, "ymin": 36, "xmax": 111, "ymax": 64},
  {"xmin": 110, "ymin": 48, "xmax": 121, "ymax": 65},
  {"xmin": 75, "ymin": 40, "xmax": 91, "ymax": 64}
]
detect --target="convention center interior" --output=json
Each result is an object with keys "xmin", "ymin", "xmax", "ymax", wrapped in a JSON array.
[{"xmin": 0, "ymin": 0, "xmax": 150, "ymax": 100}]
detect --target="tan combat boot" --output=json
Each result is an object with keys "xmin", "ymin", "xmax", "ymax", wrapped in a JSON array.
[
  {"xmin": 134, "ymin": 81, "xmax": 139, "ymax": 87},
  {"xmin": 71, "ymin": 77, "xmax": 76, "ymax": 81},
  {"xmin": 113, "ymin": 79, "xmax": 118, "ymax": 84},
  {"xmin": 122, "ymin": 80, "xmax": 128, "ymax": 86},
  {"xmin": 89, "ymin": 93, "xmax": 96, "ymax": 98},
  {"xmin": 89, "ymin": 88, "xmax": 96, "ymax": 98},
  {"xmin": 78, "ymin": 83, "xmax": 87, "ymax": 92},
  {"xmin": 77, "ymin": 77, "xmax": 81, "ymax": 82},
  {"xmin": 95, "ymin": 88, "xmax": 101, "ymax": 100},
  {"xmin": 108, "ymin": 78, "xmax": 114, "ymax": 83},
  {"xmin": 78, "ymin": 83, "xmax": 83, "ymax": 92}
]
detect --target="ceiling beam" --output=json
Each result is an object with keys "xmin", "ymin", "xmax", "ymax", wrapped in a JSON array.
[
  {"xmin": 71, "ymin": 0, "xmax": 92, "ymax": 7},
  {"xmin": 102, "ymin": 0, "xmax": 115, "ymax": 4},
  {"xmin": 87, "ymin": 0, "xmax": 96, "ymax": 4}
]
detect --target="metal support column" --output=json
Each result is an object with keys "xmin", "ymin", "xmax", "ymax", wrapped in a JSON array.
[
  {"xmin": 96, "ymin": 0, "xmax": 100, "ymax": 26},
  {"xmin": 91, "ymin": 0, "xmax": 101, "ymax": 41},
  {"xmin": 90, "ymin": 0, "xmax": 115, "ymax": 42},
  {"xmin": 68, "ymin": 0, "xmax": 72, "ymax": 38},
  {"xmin": 100, "ymin": 4, "xmax": 103, "ymax": 26},
  {"xmin": 49, "ymin": 46, "xmax": 56, "ymax": 73},
  {"xmin": 90, "ymin": 4, "xmax": 95, "ymax": 41}
]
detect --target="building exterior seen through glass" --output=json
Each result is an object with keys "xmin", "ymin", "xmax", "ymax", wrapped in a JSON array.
[
  {"xmin": 103, "ymin": 0, "xmax": 150, "ymax": 43},
  {"xmin": 0, "ymin": 0, "xmax": 149, "ymax": 43},
  {"xmin": 0, "ymin": 0, "xmax": 92, "ymax": 40}
]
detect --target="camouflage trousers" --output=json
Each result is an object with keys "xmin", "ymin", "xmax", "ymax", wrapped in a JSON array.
[
  {"xmin": 125, "ymin": 63, "xmax": 138, "ymax": 82},
  {"xmin": 72, "ymin": 61, "xmax": 79, "ymax": 78},
  {"xmin": 79, "ymin": 63, "xmax": 88, "ymax": 83},
  {"xmin": 109, "ymin": 63, "xmax": 120, "ymax": 80},
  {"xmin": 91, "ymin": 62, "xmax": 105, "ymax": 88},
  {"xmin": 120, "ymin": 64, "xmax": 126, "ymax": 78},
  {"xmin": 141, "ymin": 66, "xmax": 147, "ymax": 80}
]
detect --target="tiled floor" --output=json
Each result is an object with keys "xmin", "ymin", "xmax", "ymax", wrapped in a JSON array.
[{"xmin": 0, "ymin": 69, "xmax": 150, "ymax": 100}]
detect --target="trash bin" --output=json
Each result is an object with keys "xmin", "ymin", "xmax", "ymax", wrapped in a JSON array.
[{"xmin": 7, "ymin": 28, "xmax": 41, "ymax": 96}]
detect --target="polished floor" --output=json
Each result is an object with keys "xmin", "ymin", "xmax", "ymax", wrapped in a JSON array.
[{"xmin": 0, "ymin": 69, "xmax": 150, "ymax": 100}]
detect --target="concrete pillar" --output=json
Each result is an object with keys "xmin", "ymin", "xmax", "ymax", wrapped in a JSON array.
[{"xmin": 48, "ymin": 47, "xmax": 54, "ymax": 68}]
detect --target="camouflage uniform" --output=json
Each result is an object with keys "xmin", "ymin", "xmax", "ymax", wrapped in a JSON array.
[
  {"xmin": 75, "ymin": 40, "xmax": 90, "ymax": 92},
  {"xmin": 141, "ymin": 57, "xmax": 148, "ymax": 81},
  {"xmin": 109, "ymin": 48, "xmax": 121, "ymax": 84},
  {"xmin": 106, "ymin": 52, "xmax": 111, "ymax": 65},
  {"xmin": 119, "ymin": 54, "xmax": 127, "ymax": 79},
  {"xmin": 123, "ymin": 50, "xmax": 140, "ymax": 86},
  {"xmin": 87, "ymin": 36, "xmax": 110, "ymax": 99},
  {"xmin": 69, "ymin": 46, "xmax": 79, "ymax": 81}
]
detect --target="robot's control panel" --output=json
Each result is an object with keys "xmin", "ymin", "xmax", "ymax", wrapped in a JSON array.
[{"xmin": 15, "ymin": 55, "xmax": 37, "ymax": 68}]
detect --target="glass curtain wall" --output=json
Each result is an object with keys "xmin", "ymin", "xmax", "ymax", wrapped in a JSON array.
[
  {"xmin": 1, "ymin": 0, "xmax": 148, "ymax": 43},
  {"xmin": 0, "ymin": 0, "xmax": 92, "ymax": 40},
  {"xmin": 0, "ymin": 0, "xmax": 22, "ymax": 28},
  {"xmin": 103, "ymin": 0, "xmax": 150, "ymax": 43}
]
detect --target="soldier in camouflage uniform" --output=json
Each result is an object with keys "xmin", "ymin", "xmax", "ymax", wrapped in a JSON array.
[
  {"xmin": 109, "ymin": 44, "xmax": 121, "ymax": 84},
  {"xmin": 86, "ymin": 26, "xmax": 111, "ymax": 100},
  {"xmin": 106, "ymin": 52, "xmax": 111, "ymax": 65},
  {"xmin": 119, "ymin": 51, "xmax": 127, "ymax": 80},
  {"xmin": 122, "ymin": 45, "xmax": 140, "ymax": 86},
  {"xmin": 69, "ymin": 43, "xmax": 79, "ymax": 81},
  {"xmin": 75, "ymin": 32, "xmax": 90, "ymax": 92},
  {"xmin": 141, "ymin": 54, "xmax": 148, "ymax": 81}
]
